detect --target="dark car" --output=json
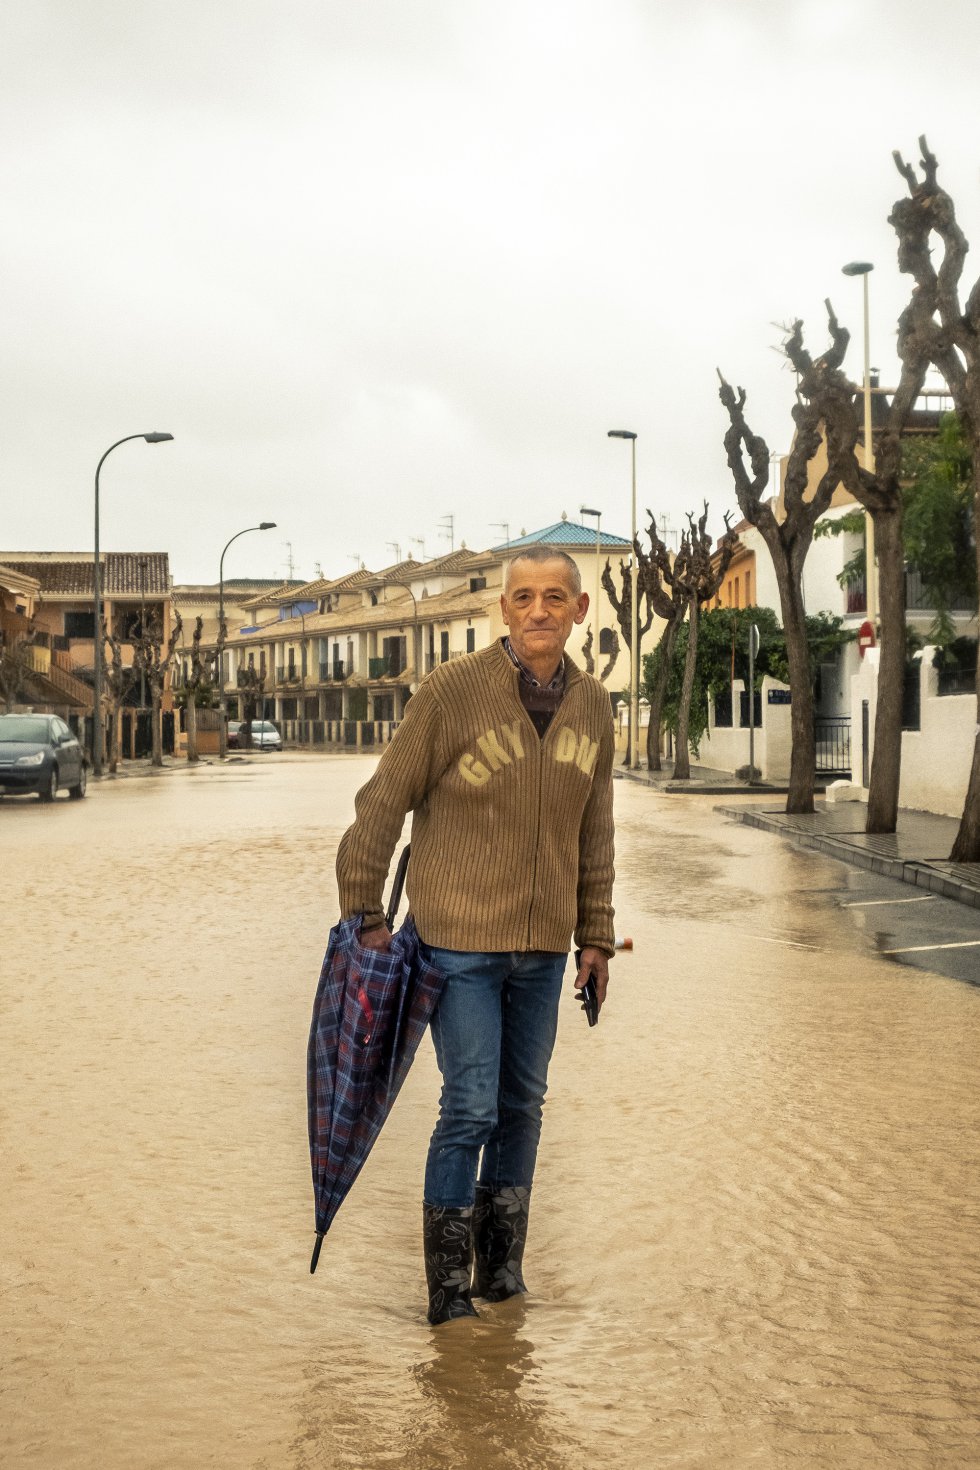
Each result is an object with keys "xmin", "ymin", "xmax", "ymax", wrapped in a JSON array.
[
  {"xmin": 0, "ymin": 713, "xmax": 87, "ymax": 801},
  {"xmin": 226, "ymin": 720, "xmax": 243, "ymax": 749}
]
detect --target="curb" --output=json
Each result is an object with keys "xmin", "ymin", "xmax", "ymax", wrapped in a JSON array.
[{"xmin": 716, "ymin": 804, "xmax": 980, "ymax": 912}]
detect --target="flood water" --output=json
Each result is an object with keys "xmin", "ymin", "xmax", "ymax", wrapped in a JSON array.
[{"xmin": 2, "ymin": 754, "xmax": 979, "ymax": 1469}]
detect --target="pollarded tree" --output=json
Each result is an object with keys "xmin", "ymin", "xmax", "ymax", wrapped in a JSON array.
[
  {"xmin": 888, "ymin": 137, "xmax": 980, "ymax": 859},
  {"xmin": 580, "ymin": 625, "xmax": 621, "ymax": 682},
  {"xmin": 636, "ymin": 512, "xmax": 689, "ymax": 772},
  {"xmin": 602, "ymin": 550, "xmax": 655, "ymax": 766},
  {"xmin": 666, "ymin": 505, "xmax": 738, "ymax": 781},
  {"xmin": 132, "ymin": 612, "xmax": 183, "ymax": 767},
  {"xmin": 100, "ymin": 617, "xmax": 138, "ymax": 773},
  {"xmin": 178, "ymin": 614, "xmax": 225, "ymax": 763},
  {"xmin": 0, "ymin": 615, "xmax": 39, "ymax": 712},
  {"xmin": 719, "ymin": 314, "xmax": 847, "ymax": 814}
]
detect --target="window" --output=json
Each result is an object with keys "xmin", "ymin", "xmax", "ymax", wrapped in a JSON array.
[
  {"xmin": 466, "ymin": 628, "xmax": 475, "ymax": 653},
  {"xmin": 599, "ymin": 627, "xmax": 615, "ymax": 654},
  {"xmin": 745, "ymin": 570, "xmax": 752, "ymax": 606},
  {"xmin": 469, "ymin": 576, "xmax": 486, "ymax": 592},
  {"xmin": 733, "ymin": 577, "xmax": 740, "ymax": 609},
  {"xmin": 64, "ymin": 610, "xmax": 95, "ymax": 640},
  {"xmin": 440, "ymin": 631, "xmax": 449, "ymax": 662}
]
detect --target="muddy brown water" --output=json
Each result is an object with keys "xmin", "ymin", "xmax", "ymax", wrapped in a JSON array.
[{"xmin": 2, "ymin": 755, "xmax": 979, "ymax": 1469}]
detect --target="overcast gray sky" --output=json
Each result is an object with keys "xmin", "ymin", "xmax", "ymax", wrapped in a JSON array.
[{"xmin": 2, "ymin": 0, "xmax": 979, "ymax": 584}]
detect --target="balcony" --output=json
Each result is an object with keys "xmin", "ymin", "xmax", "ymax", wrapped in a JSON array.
[
  {"xmin": 275, "ymin": 665, "xmax": 304, "ymax": 687},
  {"xmin": 368, "ymin": 656, "xmax": 390, "ymax": 679},
  {"xmin": 319, "ymin": 661, "xmax": 348, "ymax": 682}
]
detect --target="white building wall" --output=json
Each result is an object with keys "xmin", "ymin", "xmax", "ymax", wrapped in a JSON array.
[
  {"xmin": 696, "ymin": 676, "xmax": 793, "ymax": 780},
  {"xmin": 850, "ymin": 646, "xmax": 976, "ymax": 818}
]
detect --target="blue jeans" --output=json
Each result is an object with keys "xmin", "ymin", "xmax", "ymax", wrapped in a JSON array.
[{"xmin": 422, "ymin": 947, "xmax": 567, "ymax": 1208}]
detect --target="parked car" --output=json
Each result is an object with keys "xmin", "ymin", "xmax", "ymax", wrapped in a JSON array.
[
  {"xmin": 226, "ymin": 720, "xmax": 243, "ymax": 749},
  {"xmin": 0, "ymin": 713, "xmax": 87, "ymax": 801},
  {"xmin": 245, "ymin": 719, "xmax": 282, "ymax": 751}
]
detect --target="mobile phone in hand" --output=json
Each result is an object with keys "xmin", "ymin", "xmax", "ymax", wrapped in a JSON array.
[{"xmin": 578, "ymin": 975, "xmax": 599, "ymax": 1027}]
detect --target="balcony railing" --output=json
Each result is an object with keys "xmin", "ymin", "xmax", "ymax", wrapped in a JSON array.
[
  {"xmin": 319, "ymin": 660, "xmax": 348, "ymax": 681},
  {"xmin": 368, "ymin": 656, "xmax": 390, "ymax": 679},
  {"xmin": 275, "ymin": 665, "xmax": 304, "ymax": 685}
]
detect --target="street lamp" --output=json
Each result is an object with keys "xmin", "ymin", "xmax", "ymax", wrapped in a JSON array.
[
  {"xmin": 218, "ymin": 521, "xmax": 276, "ymax": 758},
  {"xmin": 607, "ymin": 429, "xmax": 639, "ymax": 769},
  {"xmin": 580, "ymin": 506, "xmax": 603, "ymax": 667},
  {"xmin": 92, "ymin": 432, "xmax": 173, "ymax": 777},
  {"xmin": 138, "ymin": 556, "xmax": 147, "ymax": 712},
  {"xmin": 842, "ymin": 260, "xmax": 876, "ymax": 628}
]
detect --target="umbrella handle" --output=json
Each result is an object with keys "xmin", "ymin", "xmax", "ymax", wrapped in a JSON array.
[
  {"xmin": 384, "ymin": 844, "xmax": 412, "ymax": 931},
  {"xmin": 310, "ymin": 1232, "xmax": 325, "ymax": 1274}
]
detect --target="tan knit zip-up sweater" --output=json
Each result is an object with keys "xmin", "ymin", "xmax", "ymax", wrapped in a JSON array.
[{"xmin": 336, "ymin": 639, "xmax": 616, "ymax": 956}]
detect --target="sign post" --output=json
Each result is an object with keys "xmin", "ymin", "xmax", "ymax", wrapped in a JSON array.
[{"xmin": 748, "ymin": 623, "xmax": 759, "ymax": 784}]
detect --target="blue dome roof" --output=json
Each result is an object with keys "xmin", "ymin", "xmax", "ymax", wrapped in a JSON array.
[{"xmin": 492, "ymin": 519, "xmax": 631, "ymax": 551}]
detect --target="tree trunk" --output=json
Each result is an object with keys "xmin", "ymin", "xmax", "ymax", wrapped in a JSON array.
[
  {"xmin": 646, "ymin": 618, "xmax": 680, "ymax": 772},
  {"xmin": 673, "ymin": 598, "xmax": 699, "ymax": 781},
  {"xmin": 186, "ymin": 692, "xmax": 199, "ymax": 764},
  {"xmin": 151, "ymin": 691, "xmax": 163, "ymax": 767},
  {"xmin": 107, "ymin": 702, "xmax": 121, "ymax": 774},
  {"xmin": 777, "ymin": 569, "xmax": 817, "ymax": 814},
  {"xmin": 866, "ymin": 507, "xmax": 905, "ymax": 833},
  {"xmin": 950, "ymin": 450, "xmax": 980, "ymax": 860}
]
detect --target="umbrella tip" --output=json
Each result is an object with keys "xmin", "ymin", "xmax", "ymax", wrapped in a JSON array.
[{"xmin": 310, "ymin": 1232, "xmax": 325, "ymax": 1274}]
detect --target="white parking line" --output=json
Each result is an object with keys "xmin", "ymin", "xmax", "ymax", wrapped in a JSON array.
[
  {"xmin": 882, "ymin": 940, "xmax": 980, "ymax": 955},
  {"xmin": 840, "ymin": 896, "xmax": 937, "ymax": 908},
  {"xmin": 735, "ymin": 933, "xmax": 819, "ymax": 951}
]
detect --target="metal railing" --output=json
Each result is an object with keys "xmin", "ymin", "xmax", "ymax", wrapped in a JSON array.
[
  {"xmin": 937, "ymin": 666, "xmax": 976, "ymax": 697},
  {"xmin": 814, "ymin": 716, "xmax": 851, "ymax": 775}
]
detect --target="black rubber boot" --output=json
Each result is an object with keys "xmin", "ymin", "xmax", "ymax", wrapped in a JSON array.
[
  {"xmin": 472, "ymin": 1185, "xmax": 531, "ymax": 1302},
  {"xmin": 422, "ymin": 1204, "xmax": 480, "ymax": 1324}
]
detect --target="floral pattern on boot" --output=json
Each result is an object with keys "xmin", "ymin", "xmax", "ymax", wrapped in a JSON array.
[
  {"xmin": 422, "ymin": 1203, "xmax": 479, "ymax": 1324},
  {"xmin": 472, "ymin": 1185, "xmax": 531, "ymax": 1302}
]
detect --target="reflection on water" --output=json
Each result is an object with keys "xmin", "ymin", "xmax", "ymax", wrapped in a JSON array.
[{"xmin": 2, "ymin": 758, "xmax": 979, "ymax": 1469}]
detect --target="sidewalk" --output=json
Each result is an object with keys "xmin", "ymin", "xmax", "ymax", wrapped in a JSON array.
[
  {"xmin": 617, "ymin": 761, "xmax": 980, "ymax": 911},
  {"xmin": 617, "ymin": 761, "xmax": 819, "ymax": 797},
  {"xmin": 715, "ymin": 798, "xmax": 980, "ymax": 911}
]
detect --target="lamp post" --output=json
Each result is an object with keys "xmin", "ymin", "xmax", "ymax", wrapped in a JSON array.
[
  {"xmin": 218, "ymin": 522, "xmax": 276, "ymax": 758},
  {"xmin": 607, "ymin": 429, "xmax": 639, "ymax": 769},
  {"xmin": 842, "ymin": 260, "xmax": 876, "ymax": 629},
  {"xmin": 138, "ymin": 556, "xmax": 147, "ymax": 712},
  {"xmin": 92, "ymin": 432, "xmax": 173, "ymax": 777},
  {"xmin": 580, "ymin": 505, "xmax": 602, "ymax": 667}
]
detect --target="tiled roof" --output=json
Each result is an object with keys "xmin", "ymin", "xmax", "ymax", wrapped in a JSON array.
[
  {"xmin": 0, "ymin": 552, "xmax": 171, "ymax": 597},
  {"xmin": 0, "ymin": 563, "xmax": 42, "ymax": 595},
  {"xmin": 239, "ymin": 580, "xmax": 309, "ymax": 610},
  {"xmin": 492, "ymin": 520, "xmax": 632, "ymax": 550}
]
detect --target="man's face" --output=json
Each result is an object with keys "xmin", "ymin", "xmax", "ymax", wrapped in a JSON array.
[{"xmin": 500, "ymin": 558, "xmax": 588, "ymax": 670}]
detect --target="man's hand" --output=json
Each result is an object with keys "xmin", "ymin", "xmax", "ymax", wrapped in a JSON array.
[
  {"xmin": 359, "ymin": 922, "xmax": 393, "ymax": 953},
  {"xmin": 575, "ymin": 946, "xmax": 610, "ymax": 1011}
]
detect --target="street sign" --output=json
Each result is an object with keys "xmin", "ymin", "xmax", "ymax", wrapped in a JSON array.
[{"xmin": 749, "ymin": 623, "xmax": 760, "ymax": 658}]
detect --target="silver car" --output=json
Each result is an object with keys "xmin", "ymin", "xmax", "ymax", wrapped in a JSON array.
[{"xmin": 243, "ymin": 719, "xmax": 282, "ymax": 751}]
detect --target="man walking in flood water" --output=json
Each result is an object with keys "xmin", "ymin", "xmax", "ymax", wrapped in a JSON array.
[{"xmin": 336, "ymin": 548, "xmax": 615, "ymax": 1323}]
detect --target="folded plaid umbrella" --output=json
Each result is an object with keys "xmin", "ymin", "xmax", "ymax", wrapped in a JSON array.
[{"xmin": 307, "ymin": 847, "xmax": 444, "ymax": 1272}]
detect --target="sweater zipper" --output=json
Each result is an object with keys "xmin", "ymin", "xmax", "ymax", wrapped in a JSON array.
[{"xmin": 526, "ymin": 741, "xmax": 545, "ymax": 948}]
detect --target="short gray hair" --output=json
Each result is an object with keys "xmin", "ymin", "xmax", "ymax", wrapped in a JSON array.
[{"xmin": 504, "ymin": 548, "xmax": 582, "ymax": 596}]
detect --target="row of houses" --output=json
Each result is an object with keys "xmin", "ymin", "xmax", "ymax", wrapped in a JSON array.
[{"xmin": 0, "ymin": 517, "xmax": 634, "ymax": 735}]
